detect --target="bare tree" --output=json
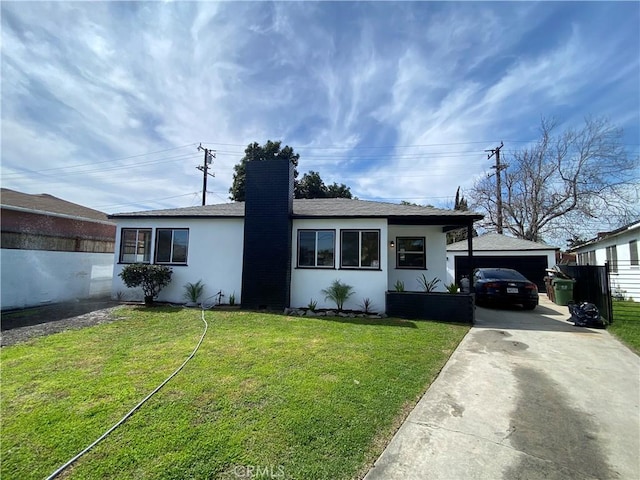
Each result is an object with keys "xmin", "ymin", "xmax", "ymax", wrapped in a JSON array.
[{"xmin": 470, "ymin": 117, "xmax": 639, "ymax": 243}]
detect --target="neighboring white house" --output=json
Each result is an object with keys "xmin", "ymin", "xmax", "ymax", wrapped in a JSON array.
[
  {"xmin": 568, "ymin": 221, "xmax": 640, "ymax": 301},
  {"xmin": 1, "ymin": 189, "xmax": 116, "ymax": 310},
  {"xmin": 110, "ymin": 159, "xmax": 483, "ymax": 312},
  {"xmin": 446, "ymin": 233, "xmax": 559, "ymax": 291}
]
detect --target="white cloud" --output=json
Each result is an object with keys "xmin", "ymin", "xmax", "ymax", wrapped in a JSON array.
[{"xmin": 1, "ymin": 1, "xmax": 637, "ymax": 214}]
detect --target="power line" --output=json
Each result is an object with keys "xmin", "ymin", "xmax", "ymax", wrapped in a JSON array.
[
  {"xmin": 93, "ymin": 192, "xmax": 201, "ymax": 210},
  {"xmin": 1, "ymin": 152, "xmax": 200, "ymax": 180},
  {"xmin": 0, "ymin": 143, "xmax": 198, "ymax": 178}
]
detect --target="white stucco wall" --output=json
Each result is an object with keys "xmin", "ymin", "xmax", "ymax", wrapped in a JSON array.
[
  {"xmin": 290, "ymin": 218, "xmax": 388, "ymax": 311},
  {"xmin": 112, "ymin": 217, "xmax": 244, "ymax": 305},
  {"xmin": 445, "ymin": 249, "xmax": 557, "ymax": 285},
  {"xmin": 388, "ymin": 225, "xmax": 448, "ymax": 292},
  {"xmin": 1, "ymin": 249, "xmax": 114, "ymax": 310}
]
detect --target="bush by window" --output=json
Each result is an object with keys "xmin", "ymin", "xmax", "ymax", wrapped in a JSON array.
[
  {"xmin": 298, "ymin": 230, "xmax": 335, "ymax": 268},
  {"xmin": 341, "ymin": 230, "xmax": 380, "ymax": 269},
  {"xmin": 120, "ymin": 228, "xmax": 151, "ymax": 263}
]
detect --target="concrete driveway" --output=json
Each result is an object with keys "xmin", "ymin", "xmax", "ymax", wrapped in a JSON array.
[{"xmin": 365, "ymin": 296, "xmax": 640, "ymax": 480}]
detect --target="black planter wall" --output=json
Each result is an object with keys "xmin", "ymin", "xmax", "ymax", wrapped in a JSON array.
[
  {"xmin": 241, "ymin": 158, "xmax": 294, "ymax": 311},
  {"xmin": 386, "ymin": 291, "xmax": 475, "ymax": 324}
]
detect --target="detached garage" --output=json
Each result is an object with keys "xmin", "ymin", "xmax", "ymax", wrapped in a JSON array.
[{"xmin": 446, "ymin": 233, "xmax": 559, "ymax": 291}]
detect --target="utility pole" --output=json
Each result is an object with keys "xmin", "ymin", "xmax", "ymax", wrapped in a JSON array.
[
  {"xmin": 486, "ymin": 141, "xmax": 506, "ymax": 234},
  {"xmin": 197, "ymin": 144, "xmax": 216, "ymax": 206}
]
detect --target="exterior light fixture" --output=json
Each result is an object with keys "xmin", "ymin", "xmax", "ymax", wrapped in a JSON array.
[{"xmin": 390, "ymin": 240, "xmax": 395, "ymax": 248}]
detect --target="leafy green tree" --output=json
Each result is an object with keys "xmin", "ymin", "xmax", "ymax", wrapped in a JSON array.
[
  {"xmin": 295, "ymin": 171, "xmax": 326, "ymax": 198},
  {"xmin": 229, "ymin": 140, "xmax": 300, "ymax": 202},
  {"xmin": 325, "ymin": 182, "xmax": 353, "ymax": 199},
  {"xmin": 229, "ymin": 140, "xmax": 353, "ymax": 201},
  {"xmin": 119, "ymin": 264, "xmax": 173, "ymax": 307},
  {"xmin": 295, "ymin": 171, "xmax": 353, "ymax": 199}
]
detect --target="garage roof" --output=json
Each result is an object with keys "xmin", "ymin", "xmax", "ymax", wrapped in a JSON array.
[{"xmin": 447, "ymin": 233, "xmax": 558, "ymax": 252}]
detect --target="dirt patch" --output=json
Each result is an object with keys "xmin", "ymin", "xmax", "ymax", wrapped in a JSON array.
[{"xmin": 1, "ymin": 299, "xmax": 124, "ymax": 347}]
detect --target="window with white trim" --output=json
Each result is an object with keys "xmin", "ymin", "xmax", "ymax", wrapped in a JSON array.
[
  {"xmin": 396, "ymin": 237, "xmax": 426, "ymax": 269},
  {"xmin": 119, "ymin": 228, "xmax": 152, "ymax": 263},
  {"xmin": 340, "ymin": 230, "xmax": 380, "ymax": 269},
  {"xmin": 155, "ymin": 228, "xmax": 189, "ymax": 264},
  {"xmin": 298, "ymin": 230, "xmax": 335, "ymax": 268}
]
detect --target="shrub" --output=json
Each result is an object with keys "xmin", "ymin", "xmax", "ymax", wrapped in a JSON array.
[
  {"xmin": 321, "ymin": 280, "xmax": 355, "ymax": 311},
  {"xmin": 229, "ymin": 292, "xmax": 236, "ymax": 306},
  {"xmin": 119, "ymin": 264, "xmax": 173, "ymax": 306}
]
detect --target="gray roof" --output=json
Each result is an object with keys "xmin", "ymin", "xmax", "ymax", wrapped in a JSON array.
[
  {"xmin": 567, "ymin": 220, "xmax": 640, "ymax": 251},
  {"xmin": 447, "ymin": 233, "xmax": 558, "ymax": 252},
  {"xmin": 110, "ymin": 198, "xmax": 482, "ymax": 223},
  {"xmin": 1, "ymin": 188, "xmax": 113, "ymax": 224}
]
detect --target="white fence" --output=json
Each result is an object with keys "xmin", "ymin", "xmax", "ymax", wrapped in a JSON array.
[{"xmin": 1, "ymin": 249, "xmax": 114, "ymax": 310}]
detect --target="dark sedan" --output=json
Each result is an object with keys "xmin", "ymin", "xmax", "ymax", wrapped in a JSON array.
[{"xmin": 473, "ymin": 268, "xmax": 539, "ymax": 310}]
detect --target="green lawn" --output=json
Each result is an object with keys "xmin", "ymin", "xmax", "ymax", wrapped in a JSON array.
[
  {"xmin": 1, "ymin": 307, "xmax": 469, "ymax": 480},
  {"xmin": 610, "ymin": 300, "xmax": 640, "ymax": 354}
]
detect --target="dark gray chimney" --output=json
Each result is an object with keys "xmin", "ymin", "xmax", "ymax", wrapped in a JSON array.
[{"xmin": 240, "ymin": 158, "xmax": 294, "ymax": 310}]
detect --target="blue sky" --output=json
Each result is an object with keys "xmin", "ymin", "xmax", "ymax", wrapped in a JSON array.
[{"xmin": 2, "ymin": 1, "xmax": 639, "ymax": 217}]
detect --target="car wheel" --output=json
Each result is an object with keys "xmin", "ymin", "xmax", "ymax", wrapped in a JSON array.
[{"xmin": 523, "ymin": 302, "xmax": 537, "ymax": 310}]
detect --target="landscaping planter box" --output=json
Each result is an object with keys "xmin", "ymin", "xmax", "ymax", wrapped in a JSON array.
[{"xmin": 386, "ymin": 291, "xmax": 475, "ymax": 324}]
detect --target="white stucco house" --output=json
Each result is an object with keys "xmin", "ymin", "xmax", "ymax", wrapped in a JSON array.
[
  {"xmin": 446, "ymin": 233, "xmax": 559, "ymax": 291},
  {"xmin": 110, "ymin": 159, "xmax": 483, "ymax": 315},
  {"xmin": 568, "ymin": 221, "xmax": 640, "ymax": 301}
]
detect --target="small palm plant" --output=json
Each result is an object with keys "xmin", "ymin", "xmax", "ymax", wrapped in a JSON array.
[
  {"xmin": 445, "ymin": 282, "xmax": 459, "ymax": 294},
  {"xmin": 417, "ymin": 274, "xmax": 441, "ymax": 292},
  {"xmin": 183, "ymin": 280, "xmax": 205, "ymax": 305},
  {"xmin": 307, "ymin": 299, "xmax": 318, "ymax": 312},
  {"xmin": 359, "ymin": 298, "xmax": 375, "ymax": 314},
  {"xmin": 393, "ymin": 280, "xmax": 405, "ymax": 292},
  {"xmin": 321, "ymin": 280, "xmax": 355, "ymax": 312}
]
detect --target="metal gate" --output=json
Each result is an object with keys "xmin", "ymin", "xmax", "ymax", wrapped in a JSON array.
[{"xmin": 557, "ymin": 264, "xmax": 613, "ymax": 324}]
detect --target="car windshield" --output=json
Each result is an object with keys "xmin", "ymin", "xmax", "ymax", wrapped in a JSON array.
[{"xmin": 481, "ymin": 269, "xmax": 527, "ymax": 280}]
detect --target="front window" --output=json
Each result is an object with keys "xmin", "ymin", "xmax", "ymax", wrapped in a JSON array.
[
  {"xmin": 155, "ymin": 228, "xmax": 189, "ymax": 264},
  {"xmin": 396, "ymin": 237, "xmax": 426, "ymax": 269},
  {"xmin": 119, "ymin": 228, "xmax": 151, "ymax": 263},
  {"xmin": 340, "ymin": 230, "xmax": 380, "ymax": 269},
  {"xmin": 298, "ymin": 230, "xmax": 335, "ymax": 268},
  {"xmin": 606, "ymin": 245, "xmax": 618, "ymax": 272}
]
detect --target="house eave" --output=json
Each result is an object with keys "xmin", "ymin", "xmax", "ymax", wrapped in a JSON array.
[{"xmin": 2, "ymin": 204, "xmax": 115, "ymax": 226}]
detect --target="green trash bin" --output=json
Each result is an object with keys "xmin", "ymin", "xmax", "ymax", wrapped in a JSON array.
[{"xmin": 552, "ymin": 278, "xmax": 575, "ymax": 306}]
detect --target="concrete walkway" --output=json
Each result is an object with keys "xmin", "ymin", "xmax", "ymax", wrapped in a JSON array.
[{"xmin": 364, "ymin": 296, "xmax": 640, "ymax": 480}]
